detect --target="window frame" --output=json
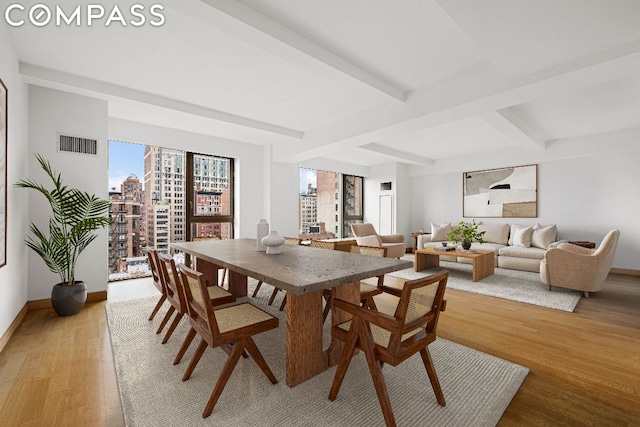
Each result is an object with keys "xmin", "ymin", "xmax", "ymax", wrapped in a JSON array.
[
  {"xmin": 185, "ymin": 151, "xmax": 235, "ymax": 241},
  {"xmin": 342, "ymin": 174, "xmax": 364, "ymax": 237}
]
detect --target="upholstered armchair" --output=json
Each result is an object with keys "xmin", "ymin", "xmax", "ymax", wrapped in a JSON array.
[
  {"xmin": 540, "ymin": 229, "xmax": 620, "ymax": 297},
  {"xmin": 350, "ymin": 223, "xmax": 405, "ymax": 258}
]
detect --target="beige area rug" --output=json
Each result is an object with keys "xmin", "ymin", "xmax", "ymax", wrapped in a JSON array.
[
  {"xmin": 106, "ymin": 290, "xmax": 529, "ymax": 427},
  {"xmin": 393, "ymin": 256, "xmax": 582, "ymax": 312}
]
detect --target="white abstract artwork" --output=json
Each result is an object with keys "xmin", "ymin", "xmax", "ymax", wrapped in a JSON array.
[{"xmin": 463, "ymin": 164, "xmax": 537, "ymax": 218}]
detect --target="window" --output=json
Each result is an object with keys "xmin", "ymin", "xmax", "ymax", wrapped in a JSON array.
[
  {"xmin": 342, "ymin": 174, "xmax": 364, "ymax": 237},
  {"xmin": 187, "ymin": 152, "xmax": 234, "ymax": 240},
  {"xmin": 298, "ymin": 168, "xmax": 363, "ymax": 239}
]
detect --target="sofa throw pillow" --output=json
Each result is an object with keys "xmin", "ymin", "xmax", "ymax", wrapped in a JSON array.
[
  {"xmin": 479, "ymin": 223, "xmax": 510, "ymax": 245},
  {"xmin": 430, "ymin": 222, "xmax": 451, "ymax": 241},
  {"xmin": 531, "ymin": 224, "xmax": 557, "ymax": 249},
  {"xmin": 508, "ymin": 224, "xmax": 530, "ymax": 246},
  {"xmin": 513, "ymin": 226, "xmax": 533, "ymax": 247}
]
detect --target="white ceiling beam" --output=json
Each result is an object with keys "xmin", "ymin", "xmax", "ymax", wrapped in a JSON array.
[
  {"xmin": 360, "ymin": 143, "xmax": 434, "ymax": 166},
  {"xmin": 275, "ymin": 39, "xmax": 640, "ymax": 163},
  {"xmin": 479, "ymin": 109, "xmax": 546, "ymax": 150},
  {"xmin": 19, "ymin": 63, "xmax": 303, "ymax": 140},
  {"xmin": 168, "ymin": 0, "xmax": 405, "ymax": 102}
]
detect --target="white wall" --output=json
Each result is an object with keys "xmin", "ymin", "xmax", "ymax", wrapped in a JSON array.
[
  {"xmin": 365, "ymin": 162, "xmax": 411, "ymax": 246},
  {"xmin": 109, "ymin": 118, "xmax": 264, "ymax": 239},
  {"xmin": 28, "ymin": 87, "xmax": 109, "ymax": 300},
  {"xmin": 409, "ymin": 143, "xmax": 640, "ymax": 270},
  {"xmin": 0, "ymin": 26, "xmax": 29, "ymax": 338}
]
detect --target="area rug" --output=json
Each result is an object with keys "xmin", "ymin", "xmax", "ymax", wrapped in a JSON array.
[
  {"xmin": 392, "ymin": 257, "xmax": 581, "ymax": 312},
  {"xmin": 106, "ymin": 294, "xmax": 529, "ymax": 427}
]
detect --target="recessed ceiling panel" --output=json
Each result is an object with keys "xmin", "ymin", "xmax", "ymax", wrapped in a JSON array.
[
  {"xmin": 511, "ymin": 74, "xmax": 640, "ymax": 141},
  {"xmin": 238, "ymin": 0, "xmax": 487, "ymax": 91},
  {"xmin": 376, "ymin": 116, "xmax": 516, "ymax": 160},
  {"xmin": 437, "ymin": 0, "xmax": 640, "ymax": 79}
]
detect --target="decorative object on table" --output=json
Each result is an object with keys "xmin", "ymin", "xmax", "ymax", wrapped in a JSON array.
[
  {"xmin": 463, "ymin": 164, "xmax": 537, "ymax": 218},
  {"xmin": 448, "ymin": 219, "xmax": 486, "ymax": 250},
  {"xmin": 0, "ymin": 77, "xmax": 6, "ymax": 269},
  {"xmin": 256, "ymin": 218, "xmax": 269, "ymax": 251},
  {"xmin": 262, "ymin": 230, "xmax": 285, "ymax": 254},
  {"xmin": 15, "ymin": 154, "xmax": 112, "ymax": 316}
]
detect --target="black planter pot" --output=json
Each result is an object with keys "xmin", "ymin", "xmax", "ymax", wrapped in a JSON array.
[
  {"xmin": 51, "ymin": 281, "xmax": 87, "ymax": 316},
  {"xmin": 462, "ymin": 241, "xmax": 472, "ymax": 250}
]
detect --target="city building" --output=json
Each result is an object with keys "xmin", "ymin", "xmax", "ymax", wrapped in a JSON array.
[
  {"xmin": 316, "ymin": 170, "xmax": 340, "ymax": 237},
  {"xmin": 299, "ymin": 184, "xmax": 317, "ymax": 235},
  {"xmin": 144, "ymin": 147, "xmax": 232, "ymax": 251},
  {"xmin": 107, "ymin": 173, "xmax": 144, "ymax": 274},
  {"xmin": 143, "ymin": 146, "xmax": 185, "ymax": 253}
]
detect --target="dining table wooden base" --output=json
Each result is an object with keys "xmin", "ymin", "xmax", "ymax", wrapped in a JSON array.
[
  {"xmin": 286, "ymin": 290, "xmax": 325, "ymax": 387},
  {"xmin": 285, "ymin": 281, "xmax": 360, "ymax": 387}
]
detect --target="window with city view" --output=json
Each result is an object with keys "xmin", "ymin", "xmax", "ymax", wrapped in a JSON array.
[
  {"xmin": 299, "ymin": 167, "xmax": 363, "ymax": 239},
  {"xmin": 108, "ymin": 140, "xmax": 234, "ymax": 281}
]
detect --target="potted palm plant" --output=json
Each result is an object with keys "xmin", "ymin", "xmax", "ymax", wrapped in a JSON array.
[
  {"xmin": 448, "ymin": 219, "xmax": 486, "ymax": 250},
  {"xmin": 16, "ymin": 154, "xmax": 112, "ymax": 316}
]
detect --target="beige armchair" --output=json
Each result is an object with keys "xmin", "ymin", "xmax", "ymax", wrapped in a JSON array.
[
  {"xmin": 540, "ymin": 229, "xmax": 620, "ymax": 297},
  {"xmin": 350, "ymin": 223, "xmax": 405, "ymax": 258}
]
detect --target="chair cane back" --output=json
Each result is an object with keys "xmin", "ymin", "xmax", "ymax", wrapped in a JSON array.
[
  {"xmin": 350, "ymin": 245, "xmax": 388, "ymax": 310},
  {"xmin": 308, "ymin": 240, "xmax": 339, "ymax": 321},
  {"xmin": 328, "ymin": 270, "xmax": 449, "ymax": 427},
  {"xmin": 177, "ymin": 263, "xmax": 279, "ymax": 418}
]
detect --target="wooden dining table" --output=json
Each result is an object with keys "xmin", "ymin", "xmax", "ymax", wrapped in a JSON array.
[{"xmin": 171, "ymin": 238, "xmax": 412, "ymax": 387}]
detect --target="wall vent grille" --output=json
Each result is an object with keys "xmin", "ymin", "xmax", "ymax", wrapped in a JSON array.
[{"xmin": 57, "ymin": 134, "xmax": 98, "ymax": 156}]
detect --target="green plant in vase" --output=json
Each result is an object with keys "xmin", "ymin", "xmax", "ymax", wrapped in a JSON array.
[
  {"xmin": 15, "ymin": 154, "xmax": 112, "ymax": 316},
  {"xmin": 447, "ymin": 220, "xmax": 486, "ymax": 250}
]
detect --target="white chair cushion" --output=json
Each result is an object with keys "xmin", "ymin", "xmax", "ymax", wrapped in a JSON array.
[{"xmin": 357, "ymin": 235, "xmax": 382, "ymax": 247}]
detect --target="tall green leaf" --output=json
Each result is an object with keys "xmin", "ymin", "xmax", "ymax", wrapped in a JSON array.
[{"xmin": 15, "ymin": 154, "xmax": 112, "ymax": 286}]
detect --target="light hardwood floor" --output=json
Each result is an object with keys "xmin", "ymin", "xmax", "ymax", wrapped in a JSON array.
[{"xmin": 1, "ymin": 273, "xmax": 638, "ymax": 426}]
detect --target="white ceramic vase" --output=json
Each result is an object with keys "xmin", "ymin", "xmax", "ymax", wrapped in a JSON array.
[
  {"xmin": 262, "ymin": 230, "xmax": 285, "ymax": 254},
  {"xmin": 257, "ymin": 218, "xmax": 269, "ymax": 251}
]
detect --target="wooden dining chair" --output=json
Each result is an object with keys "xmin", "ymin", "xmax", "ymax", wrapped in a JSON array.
[
  {"xmin": 350, "ymin": 245, "xmax": 388, "ymax": 310},
  {"xmin": 251, "ymin": 237, "xmax": 302, "ymax": 311},
  {"xmin": 308, "ymin": 240, "xmax": 339, "ymax": 321},
  {"xmin": 146, "ymin": 248, "xmax": 168, "ymax": 321},
  {"xmin": 192, "ymin": 236, "xmax": 228, "ymax": 288},
  {"xmin": 328, "ymin": 270, "xmax": 449, "ymax": 427},
  {"xmin": 177, "ymin": 263, "xmax": 279, "ymax": 418},
  {"xmin": 156, "ymin": 252, "xmax": 235, "ymax": 345}
]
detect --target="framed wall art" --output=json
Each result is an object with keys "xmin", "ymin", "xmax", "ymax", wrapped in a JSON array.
[
  {"xmin": 0, "ymin": 77, "xmax": 6, "ymax": 268},
  {"xmin": 463, "ymin": 164, "xmax": 537, "ymax": 218}
]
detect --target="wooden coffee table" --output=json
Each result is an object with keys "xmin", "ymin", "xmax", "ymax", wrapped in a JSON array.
[{"xmin": 415, "ymin": 247, "xmax": 495, "ymax": 282}]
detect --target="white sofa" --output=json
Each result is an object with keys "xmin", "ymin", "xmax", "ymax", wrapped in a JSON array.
[{"xmin": 416, "ymin": 222, "xmax": 559, "ymax": 273}]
